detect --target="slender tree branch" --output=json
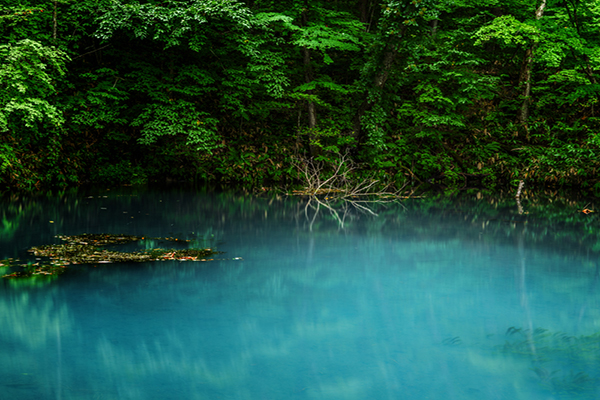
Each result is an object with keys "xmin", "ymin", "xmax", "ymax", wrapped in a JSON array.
[{"xmin": 72, "ymin": 45, "xmax": 110, "ymax": 60}]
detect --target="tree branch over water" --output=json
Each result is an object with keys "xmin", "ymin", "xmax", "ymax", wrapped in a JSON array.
[
  {"xmin": 292, "ymin": 152, "xmax": 405, "ymax": 199},
  {"xmin": 292, "ymin": 153, "xmax": 408, "ymax": 229}
]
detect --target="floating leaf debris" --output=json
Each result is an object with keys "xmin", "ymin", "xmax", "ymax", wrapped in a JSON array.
[{"xmin": 2, "ymin": 234, "xmax": 222, "ymax": 279}]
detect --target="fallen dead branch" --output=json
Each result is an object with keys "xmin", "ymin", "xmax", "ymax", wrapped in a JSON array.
[
  {"xmin": 292, "ymin": 152, "xmax": 407, "ymax": 200},
  {"xmin": 291, "ymin": 153, "xmax": 410, "ymax": 229}
]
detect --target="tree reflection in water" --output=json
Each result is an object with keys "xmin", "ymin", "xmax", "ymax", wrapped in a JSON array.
[{"xmin": 0, "ymin": 188, "xmax": 599, "ymax": 399}]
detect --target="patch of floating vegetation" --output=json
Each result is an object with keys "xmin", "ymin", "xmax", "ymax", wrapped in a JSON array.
[{"xmin": 1, "ymin": 234, "xmax": 225, "ymax": 279}]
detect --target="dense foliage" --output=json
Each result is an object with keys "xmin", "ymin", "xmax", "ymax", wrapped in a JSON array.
[{"xmin": 2, "ymin": 0, "xmax": 600, "ymax": 193}]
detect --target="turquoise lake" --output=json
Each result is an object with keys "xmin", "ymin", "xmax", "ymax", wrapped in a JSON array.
[{"xmin": 1, "ymin": 187, "xmax": 599, "ymax": 400}]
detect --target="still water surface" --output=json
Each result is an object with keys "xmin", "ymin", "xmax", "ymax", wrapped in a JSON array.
[{"xmin": 1, "ymin": 188, "xmax": 600, "ymax": 400}]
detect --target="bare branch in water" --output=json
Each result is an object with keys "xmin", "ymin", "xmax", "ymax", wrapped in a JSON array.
[
  {"xmin": 292, "ymin": 152, "xmax": 406, "ymax": 199},
  {"xmin": 292, "ymin": 153, "xmax": 409, "ymax": 229}
]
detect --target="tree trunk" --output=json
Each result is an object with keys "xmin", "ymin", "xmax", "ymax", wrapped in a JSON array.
[
  {"xmin": 517, "ymin": 0, "xmax": 546, "ymax": 126},
  {"xmin": 301, "ymin": 5, "xmax": 318, "ymax": 156},
  {"xmin": 359, "ymin": 0, "xmax": 369, "ymax": 24},
  {"xmin": 517, "ymin": 47, "xmax": 534, "ymax": 124},
  {"xmin": 358, "ymin": 0, "xmax": 376, "ymax": 29},
  {"xmin": 53, "ymin": 0, "xmax": 58, "ymax": 40},
  {"xmin": 303, "ymin": 46, "xmax": 316, "ymax": 130}
]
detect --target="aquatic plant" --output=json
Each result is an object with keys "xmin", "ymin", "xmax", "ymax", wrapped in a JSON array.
[
  {"xmin": 442, "ymin": 336, "xmax": 462, "ymax": 346},
  {"xmin": 499, "ymin": 327, "xmax": 600, "ymax": 398},
  {"xmin": 1, "ymin": 233, "xmax": 222, "ymax": 279}
]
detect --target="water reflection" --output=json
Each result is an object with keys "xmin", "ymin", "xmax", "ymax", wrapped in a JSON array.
[
  {"xmin": 0, "ymin": 282, "xmax": 71, "ymax": 399},
  {"xmin": 1, "ymin": 188, "xmax": 600, "ymax": 399}
]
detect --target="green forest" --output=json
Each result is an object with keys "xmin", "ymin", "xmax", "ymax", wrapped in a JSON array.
[{"xmin": 2, "ymin": 0, "xmax": 600, "ymax": 194}]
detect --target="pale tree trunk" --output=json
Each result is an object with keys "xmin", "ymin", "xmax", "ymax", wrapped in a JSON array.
[
  {"xmin": 517, "ymin": 0, "xmax": 546, "ymax": 125},
  {"xmin": 53, "ymin": 0, "xmax": 58, "ymax": 40},
  {"xmin": 517, "ymin": 231, "xmax": 539, "ymax": 361}
]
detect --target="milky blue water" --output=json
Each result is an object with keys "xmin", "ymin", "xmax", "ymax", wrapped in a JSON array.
[{"xmin": 1, "ymin": 188, "xmax": 600, "ymax": 400}]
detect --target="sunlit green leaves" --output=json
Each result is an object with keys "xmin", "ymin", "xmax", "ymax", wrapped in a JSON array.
[
  {"xmin": 292, "ymin": 22, "xmax": 362, "ymax": 54},
  {"xmin": 474, "ymin": 15, "xmax": 541, "ymax": 46},
  {"xmin": 95, "ymin": 0, "xmax": 253, "ymax": 49},
  {"xmin": 294, "ymin": 77, "xmax": 356, "ymax": 97},
  {"xmin": 3, "ymin": 99, "xmax": 65, "ymax": 131},
  {"xmin": 133, "ymin": 101, "xmax": 220, "ymax": 152},
  {"xmin": 0, "ymin": 39, "xmax": 69, "ymax": 132},
  {"xmin": 255, "ymin": 4, "xmax": 364, "ymax": 94}
]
